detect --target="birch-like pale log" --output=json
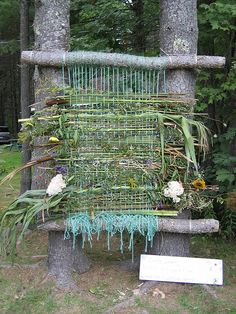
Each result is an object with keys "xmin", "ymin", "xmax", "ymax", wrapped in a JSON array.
[
  {"xmin": 21, "ymin": 51, "xmax": 225, "ymax": 70},
  {"xmin": 38, "ymin": 218, "xmax": 219, "ymax": 234}
]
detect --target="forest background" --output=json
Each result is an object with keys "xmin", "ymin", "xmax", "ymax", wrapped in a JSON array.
[{"xmin": 0, "ymin": 0, "xmax": 235, "ymax": 235}]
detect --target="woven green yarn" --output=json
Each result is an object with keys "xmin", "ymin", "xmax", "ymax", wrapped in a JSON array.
[{"xmin": 65, "ymin": 213, "xmax": 158, "ymax": 259}]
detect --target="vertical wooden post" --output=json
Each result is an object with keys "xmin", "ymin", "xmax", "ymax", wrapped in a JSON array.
[
  {"xmin": 32, "ymin": 0, "xmax": 71, "ymax": 191},
  {"xmin": 32, "ymin": 0, "xmax": 90, "ymax": 288},
  {"xmin": 150, "ymin": 0, "xmax": 198, "ymax": 256},
  {"xmin": 20, "ymin": 0, "xmax": 31, "ymax": 194}
]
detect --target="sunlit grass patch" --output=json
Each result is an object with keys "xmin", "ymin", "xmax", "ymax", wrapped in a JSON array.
[
  {"xmin": 0, "ymin": 147, "xmax": 21, "ymax": 209},
  {"xmin": 0, "ymin": 268, "xmax": 57, "ymax": 314},
  {"xmin": 177, "ymin": 285, "xmax": 236, "ymax": 314}
]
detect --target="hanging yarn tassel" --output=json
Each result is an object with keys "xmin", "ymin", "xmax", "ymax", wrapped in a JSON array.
[{"xmin": 65, "ymin": 212, "xmax": 158, "ymax": 260}]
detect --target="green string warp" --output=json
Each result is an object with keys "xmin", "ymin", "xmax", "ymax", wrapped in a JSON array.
[
  {"xmin": 64, "ymin": 213, "xmax": 158, "ymax": 260},
  {"xmin": 61, "ymin": 60, "xmax": 164, "ymax": 260}
]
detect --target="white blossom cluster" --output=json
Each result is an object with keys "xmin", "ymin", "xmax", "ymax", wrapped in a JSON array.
[
  {"xmin": 46, "ymin": 174, "xmax": 66, "ymax": 196},
  {"xmin": 163, "ymin": 181, "xmax": 184, "ymax": 203}
]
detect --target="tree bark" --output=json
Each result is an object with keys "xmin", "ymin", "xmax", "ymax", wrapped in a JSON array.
[
  {"xmin": 32, "ymin": 0, "xmax": 90, "ymax": 288},
  {"xmin": 21, "ymin": 51, "xmax": 225, "ymax": 69},
  {"xmin": 48, "ymin": 231, "xmax": 91, "ymax": 289},
  {"xmin": 38, "ymin": 218, "xmax": 219, "ymax": 234},
  {"xmin": 20, "ymin": 0, "xmax": 32, "ymax": 194},
  {"xmin": 150, "ymin": 0, "xmax": 198, "ymax": 257},
  {"xmin": 150, "ymin": 211, "xmax": 191, "ymax": 256},
  {"xmin": 32, "ymin": 0, "xmax": 71, "ymax": 187}
]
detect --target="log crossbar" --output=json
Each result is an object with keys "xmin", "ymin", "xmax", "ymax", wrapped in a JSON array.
[
  {"xmin": 38, "ymin": 218, "xmax": 219, "ymax": 234},
  {"xmin": 21, "ymin": 51, "xmax": 225, "ymax": 70}
]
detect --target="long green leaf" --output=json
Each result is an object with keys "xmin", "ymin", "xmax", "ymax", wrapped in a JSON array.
[{"xmin": 157, "ymin": 112, "xmax": 165, "ymax": 173}]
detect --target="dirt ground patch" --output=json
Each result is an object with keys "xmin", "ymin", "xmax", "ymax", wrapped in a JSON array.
[{"xmin": 0, "ymin": 231, "xmax": 236, "ymax": 314}]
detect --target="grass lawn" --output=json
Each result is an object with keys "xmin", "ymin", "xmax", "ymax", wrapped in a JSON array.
[
  {"xmin": 0, "ymin": 149, "xmax": 236, "ymax": 314},
  {"xmin": 0, "ymin": 145, "xmax": 21, "ymax": 209}
]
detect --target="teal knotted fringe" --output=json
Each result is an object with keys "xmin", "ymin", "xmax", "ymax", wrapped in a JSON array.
[{"xmin": 64, "ymin": 212, "xmax": 158, "ymax": 261}]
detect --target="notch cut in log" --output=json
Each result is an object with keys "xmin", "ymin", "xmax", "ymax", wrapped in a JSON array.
[
  {"xmin": 38, "ymin": 218, "xmax": 219, "ymax": 234},
  {"xmin": 21, "ymin": 51, "xmax": 225, "ymax": 70}
]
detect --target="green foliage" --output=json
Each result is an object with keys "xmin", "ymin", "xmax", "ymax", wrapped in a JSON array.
[
  {"xmin": 0, "ymin": 39, "xmax": 19, "ymax": 54},
  {"xmin": 0, "ymin": 189, "xmax": 66, "ymax": 256},
  {"xmin": 70, "ymin": 0, "xmax": 133, "ymax": 51},
  {"xmin": 0, "ymin": 0, "xmax": 20, "ymax": 40},
  {"xmin": 0, "ymin": 0, "xmax": 34, "ymax": 54},
  {"xmin": 70, "ymin": 0, "xmax": 159, "ymax": 53},
  {"xmin": 199, "ymin": 1, "xmax": 236, "ymax": 32},
  {"xmin": 198, "ymin": 0, "xmax": 236, "ymax": 60},
  {"xmin": 197, "ymin": 0, "xmax": 236, "ymax": 235}
]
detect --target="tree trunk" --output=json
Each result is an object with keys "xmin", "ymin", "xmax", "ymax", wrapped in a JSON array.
[
  {"xmin": 20, "ymin": 0, "xmax": 32, "ymax": 194},
  {"xmin": 150, "ymin": 0, "xmax": 198, "ymax": 257},
  {"xmin": 48, "ymin": 231, "xmax": 91, "ymax": 289},
  {"xmin": 132, "ymin": 0, "xmax": 146, "ymax": 52},
  {"xmin": 32, "ymin": 0, "xmax": 90, "ymax": 288},
  {"xmin": 150, "ymin": 210, "xmax": 191, "ymax": 256}
]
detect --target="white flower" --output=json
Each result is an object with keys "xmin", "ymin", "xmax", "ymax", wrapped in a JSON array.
[
  {"xmin": 167, "ymin": 181, "xmax": 184, "ymax": 196},
  {"xmin": 213, "ymin": 134, "xmax": 218, "ymax": 138},
  {"xmin": 163, "ymin": 181, "xmax": 184, "ymax": 203},
  {"xmin": 164, "ymin": 187, "xmax": 171, "ymax": 197},
  {"xmin": 46, "ymin": 174, "xmax": 66, "ymax": 196},
  {"xmin": 172, "ymin": 196, "xmax": 181, "ymax": 203}
]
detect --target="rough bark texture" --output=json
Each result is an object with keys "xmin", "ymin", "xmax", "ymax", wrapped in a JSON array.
[
  {"xmin": 20, "ymin": 0, "xmax": 32, "ymax": 194},
  {"xmin": 150, "ymin": 211, "xmax": 191, "ymax": 256},
  {"xmin": 38, "ymin": 218, "xmax": 219, "ymax": 234},
  {"xmin": 32, "ymin": 0, "xmax": 70, "ymax": 190},
  {"xmin": 48, "ymin": 231, "xmax": 91, "ymax": 289},
  {"xmin": 34, "ymin": 0, "xmax": 70, "ymax": 51},
  {"xmin": 151, "ymin": 0, "xmax": 199, "ymax": 257},
  {"xmin": 21, "ymin": 51, "xmax": 225, "ymax": 69},
  {"xmin": 160, "ymin": 0, "xmax": 197, "ymax": 96},
  {"xmin": 33, "ymin": 0, "xmax": 90, "ymax": 288},
  {"xmin": 158, "ymin": 218, "xmax": 219, "ymax": 233},
  {"xmin": 32, "ymin": 0, "xmax": 70, "ymax": 189}
]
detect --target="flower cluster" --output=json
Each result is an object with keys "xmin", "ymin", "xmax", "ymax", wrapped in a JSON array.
[
  {"xmin": 46, "ymin": 174, "xmax": 66, "ymax": 196},
  {"xmin": 164, "ymin": 181, "xmax": 184, "ymax": 203}
]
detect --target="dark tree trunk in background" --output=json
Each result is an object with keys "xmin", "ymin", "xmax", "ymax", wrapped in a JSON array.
[
  {"xmin": 33, "ymin": 0, "xmax": 90, "ymax": 288},
  {"xmin": 150, "ymin": 0, "xmax": 198, "ymax": 257},
  {"xmin": 0, "ymin": 54, "xmax": 20, "ymax": 136},
  {"xmin": 20, "ymin": 0, "xmax": 31, "ymax": 194},
  {"xmin": 131, "ymin": 0, "xmax": 146, "ymax": 52}
]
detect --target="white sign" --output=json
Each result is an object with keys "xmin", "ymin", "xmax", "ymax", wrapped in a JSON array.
[{"xmin": 139, "ymin": 255, "xmax": 223, "ymax": 285}]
